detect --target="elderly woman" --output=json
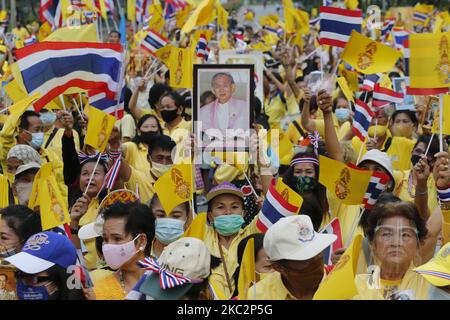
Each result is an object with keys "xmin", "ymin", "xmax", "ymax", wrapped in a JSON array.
[{"xmin": 353, "ymin": 201, "xmax": 431, "ymax": 300}]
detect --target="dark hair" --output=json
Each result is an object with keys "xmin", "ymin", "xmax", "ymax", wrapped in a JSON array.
[
  {"xmin": 414, "ymin": 134, "xmax": 440, "ymax": 161},
  {"xmin": 159, "ymin": 91, "xmax": 184, "ymax": 111},
  {"xmin": 45, "ymin": 264, "xmax": 86, "ymax": 300},
  {"xmin": 123, "ymin": 86, "xmax": 133, "ymax": 114},
  {"xmin": 295, "ymin": 76, "xmax": 305, "ymax": 83},
  {"xmin": 388, "ymin": 72, "xmax": 401, "ymax": 79},
  {"xmin": 359, "ymin": 192, "xmax": 401, "ymax": 234},
  {"xmin": 0, "ymin": 205, "xmax": 41, "ymax": 245},
  {"xmin": 147, "ymin": 134, "xmax": 176, "ymax": 159},
  {"xmin": 97, "ymin": 202, "xmax": 155, "ymax": 256},
  {"xmin": 19, "ymin": 111, "xmax": 40, "ymax": 130},
  {"xmin": 132, "ymin": 114, "xmax": 163, "ymax": 146},
  {"xmin": 299, "ymin": 194, "xmax": 324, "ymax": 231},
  {"xmin": 391, "ymin": 110, "xmax": 418, "ymax": 126},
  {"xmin": 332, "ymin": 96, "xmax": 353, "ymax": 113},
  {"xmin": 149, "ymin": 193, "xmax": 190, "ymax": 215},
  {"xmin": 231, "ymin": 234, "xmax": 265, "ymax": 298},
  {"xmin": 148, "ymin": 84, "xmax": 171, "ymax": 110},
  {"xmin": 200, "ymin": 90, "xmax": 216, "ymax": 107},
  {"xmin": 365, "ymin": 201, "xmax": 428, "ymax": 243},
  {"xmin": 108, "ymin": 30, "xmax": 120, "ymax": 38}
]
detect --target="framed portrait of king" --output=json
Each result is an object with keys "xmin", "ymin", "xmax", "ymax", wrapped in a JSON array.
[{"xmin": 193, "ymin": 64, "xmax": 255, "ymax": 153}]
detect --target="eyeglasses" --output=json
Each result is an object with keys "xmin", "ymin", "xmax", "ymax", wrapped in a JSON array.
[{"xmin": 374, "ymin": 225, "xmax": 418, "ymax": 243}]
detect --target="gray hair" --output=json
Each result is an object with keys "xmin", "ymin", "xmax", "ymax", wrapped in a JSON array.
[{"xmin": 211, "ymin": 72, "xmax": 235, "ymax": 87}]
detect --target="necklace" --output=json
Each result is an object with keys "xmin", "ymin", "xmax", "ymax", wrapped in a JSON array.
[{"xmin": 118, "ymin": 270, "xmax": 127, "ymax": 294}]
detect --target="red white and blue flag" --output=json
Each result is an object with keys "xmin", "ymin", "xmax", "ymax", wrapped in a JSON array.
[
  {"xmin": 138, "ymin": 257, "xmax": 193, "ymax": 290},
  {"xmin": 362, "ymin": 171, "xmax": 391, "ymax": 210},
  {"xmin": 15, "ymin": 42, "xmax": 123, "ymax": 112},
  {"xmin": 392, "ymin": 28, "xmax": 410, "ymax": 50},
  {"xmin": 140, "ymin": 29, "xmax": 169, "ymax": 54},
  {"xmin": 319, "ymin": 6, "xmax": 362, "ymax": 48},
  {"xmin": 88, "ymin": 80, "xmax": 126, "ymax": 119},
  {"xmin": 195, "ymin": 34, "xmax": 210, "ymax": 61},
  {"xmin": 257, "ymin": 180, "xmax": 301, "ymax": 233},
  {"xmin": 136, "ymin": 0, "xmax": 148, "ymax": 24},
  {"xmin": 320, "ymin": 218, "xmax": 343, "ymax": 266},
  {"xmin": 309, "ymin": 17, "xmax": 320, "ymax": 28},
  {"xmin": 381, "ymin": 18, "xmax": 395, "ymax": 40},
  {"xmin": 360, "ymin": 73, "xmax": 381, "ymax": 91},
  {"xmin": 413, "ymin": 11, "xmax": 428, "ymax": 24},
  {"xmin": 40, "ymin": 0, "xmax": 55, "ymax": 29},
  {"xmin": 98, "ymin": 154, "xmax": 122, "ymax": 193},
  {"xmin": 373, "ymin": 83, "xmax": 404, "ymax": 107},
  {"xmin": 352, "ymin": 98, "xmax": 374, "ymax": 142},
  {"xmin": 24, "ymin": 35, "xmax": 38, "ymax": 46}
]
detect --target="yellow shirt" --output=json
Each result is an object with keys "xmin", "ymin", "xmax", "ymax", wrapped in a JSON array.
[
  {"xmin": 204, "ymin": 218, "xmax": 260, "ymax": 299},
  {"xmin": 286, "ymin": 94, "xmax": 300, "ymax": 115},
  {"xmin": 285, "ymin": 116, "xmax": 339, "ymax": 145},
  {"xmin": 442, "ymin": 209, "xmax": 450, "ymax": 245},
  {"xmin": 119, "ymin": 113, "xmax": 137, "ymax": 140},
  {"xmin": 79, "ymin": 198, "xmax": 100, "ymax": 270},
  {"xmin": 44, "ymin": 127, "xmax": 80, "ymax": 159},
  {"xmin": 264, "ymin": 95, "xmax": 286, "ymax": 129},
  {"xmin": 396, "ymin": 170, "xmax": 439, "ymax": 213},
  {"xmin": 248, "ymin": 272, "xmax": 297, "ymax": 300},
  {"xmin": 12, "ymin": 27, "xmax": 30, "ymax": 40},
  {"xmin": 91, "ymin": 270, "xmax": 126, "ymax": 300},
  {"xmin": 125, "ymin": 167, "xmax": 155, "ymax": 204},
  {"xmin": 164, "ymin": 119, "xmax": 191, "ymax": 164},
  {"xmin": 122, "ymin": 142, "xmax": 149, "ymax": 173},
  {"xmin": 352, "ymin": 136, "xmax": 416, "ymax": 171},
  {"xmin": 337, "ymin": 121, "xmax": 351, "ymax": 140}
]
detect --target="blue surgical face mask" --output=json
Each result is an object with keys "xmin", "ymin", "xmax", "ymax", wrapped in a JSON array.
[
  {"xmin": 24, "ymin": 130, "xmax": 44, "ymax": 150},
  {"xmin": 40, "ymin": 112, "xmax": 57, "ymax": 127},
  {"xmin": 213, "ymin": 214, "xmax": 244, "ymax": 236},
  {"xmin": 155, "ymin": 218, "xmax": 185, "ymax": 245},
  {"xmin": 16, "ymin": 279, "xmax": 51, "ymax": 300},
  {"xmin": 429, "ymin": 286, "xmax": 450, "ymax": 300},
  {"xmin": 335, "ymin": 108, "xmax": 351, "ymax": 122}
]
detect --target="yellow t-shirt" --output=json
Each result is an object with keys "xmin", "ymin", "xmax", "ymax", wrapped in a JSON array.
[
  {"xmin": 124, "ymin": 167, "xmax": 155, "ymax": 204},
  {"xmin": 44, "ymin": 127, "xmax": 80, "ymax": 159},
  {"xmin": 247, "ymin": 272, "xmax": 297, "ymax": 300},
  {"xmin": 337, "ymin": 121, "xmax": 351, "ymax": 140},
  {"xmin": 264, "ymin": 95, "xmax": 287, "ymax": 129},
  {"xmin": 204, "ymin": 218, "xmax": 260, "ymax": 299},
  {"xmin": 12, "ymin": 27, "xmax": 30, "ymax": 40},
  {"xmin": 91, "ymin": 270, "xmax": 126, "ymax": 300},
  {"xmin": 122, "ymin": 142, "xmax": 149, "ymax": 173},
  {"xmin": 285, "ymin": 116, "xmax": 339, "ymax": 146},
  {"xmin": 286, "ymin": 94, "xmax": 300, "ymax": 115},
  {"xmin": 79, "ymin": 198, "xmax": 100, "ymax": 270},
  {"xmin": 396, "ymin": 170, "xmax": 439, "ymax": 213},
  {"xmin": 119, "ymin": 113, "xmax": 137, "ymax": 140}
]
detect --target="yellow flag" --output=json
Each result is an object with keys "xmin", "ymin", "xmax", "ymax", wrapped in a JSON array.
[
  {"xmin": 259, "ymin": 15, "xmax": 278, "ymax": 28},
  {"xmin": 342, "ymin": 30, "xmax": 402, "ymax": 74},
  {"xmin": 434, "ymin": 15, "xmax": 444, "ymax": 33},
  {"xmin": 410, "ymin": 31, "xmax": 450, "ymax": 89},
  {"xmin": 38, "ymin": 22, "xmax": 52, "ymax": 42},
  {"xmin": 432, "ymin": 95, "xmax": 450, "ymax": 135},
  {"xmin": 44, "ymin": 23, "xmax": 98, "ymax": 42},
  {"xmin": 0, "ymin": 93, "xmax": 41, "ymax": 136},
  {"xmin": 251, "ymin": 41, "xmax": 273, "ymax": 52},
  {"xmin": 148, "ymin": 10, "xmax": 165, "ymax": 33},
  {"xmin": 154, "ymin": 164, "xmax": 193, "ymax": 215},
  {"xmin": 127, "ymin": 0, "xmax": 136, "ymax": 21},
  {"xmin": 219, "ymin": 34, "xmax": 231, "ymax": 49},
  {"xmin": 181, "ymin": 0, "xmax": 216, "ymax": 33},
  {"xmin": 275, "ymin": 178, "xmax": 303, "ymax": 213},
  {"xmin": 183, "ymin": 212, "xmax": 207, "ymax": 240},
  {"xmin": 0, "ymin": 175, "xmax": 9, "ymax": 208},
  {"xmin": 28, "ymin": 162, "xmax": 53, "ymax": 210},
  {"xmin": 216, "ymin": 1, "xmax": 228, "ymax": 30},
  {"xmin": 39, "ymin": 174, "xmax": 70, "ymax": 231},
  {"xmin": 85, "ymin": 107, "xmax": 116, "ymax": 152},
  {"xmin": 337, "ymin": 77, "xmax": 355, "ymax": 103},
  {"xmin": 176, "ymin": 5, "xmax": 192, "ymax": 29},
  {"xmin": 192, "ymin": 29, "xmax": 213, "ymax": 43},
  {"xmin": 344, "ymin": 0, "xmax": 359, "ymax": 10},
  {"xmin": 154, "ymin": 44, "xmax": 173, "ymax": 66},
  {"xmin": 98, "ymin": 0, "xmax": 108, "ymax": 19},
  {"xmin": 313, "ymin": 234, "xmax": 362, "ymax": 300},
  {"xmin": 169, "ymin": 47, "xmax": 193, "ymax": 88},
  {"xmin": 318, "ymin": 156, "xmax": 372, "ymax": 205},
  {"xmin": 244, "ymin": 11, "xmax": 254, "ymax": 21},
  {"xmin": 238, "ymin": 238, "xmax": 256, "ymax": 300}
]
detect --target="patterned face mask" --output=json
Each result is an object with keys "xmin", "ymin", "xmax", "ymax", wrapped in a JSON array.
[{"xmin": 294, "ymin": 175, "xmax": 318, "ymax": 194}]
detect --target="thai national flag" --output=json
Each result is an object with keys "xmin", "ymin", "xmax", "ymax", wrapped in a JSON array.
[
  {"xmin": 352, "ymin": 98, "xmax": 374, "ymax": 142},
  {"xmin": 360, "ymin": 73, "xmax": 381, "ymax": 91},
  {"xmin": 163, "ymin": 0, "xmax": 178, "ymax": 20},
  {"xmin": 140, "ymin": 29, "xmax": 168, "ymax": 54},
  {"xmin": 257, "ymin": 180, "xmax": 301, "ymax": 233},
  {"xmin": 24, "ymin": 35, "xmax": 38, "ymax": 46},
  {"xmin": 136, "ymin": 0, "xmax": 148, "ymax": 24},
  {"xmin": 381, "ymin": 19, "xmax": 395, "ymax": 40},
  {"xmin": 437, "ymin": 186, "xmax": 450, "ymax": 203},
  {"xmin": 99, "ymin": 154, "xmax": 122, "ymax": 192},
  {"xmin": 362, "ymin": 171, "xmax": 391, "ymax": 210},
  {"xmin": 319, "ymin": 6, "xmax": 362, "ymax": 48},
  {"xmin": 392, "ymin": 28, "xmax": 410, "ymax": 50},
  {"xmin": 15, "ymin": 42, "xmax": 123, "ymax": 112},
  {"xmin": 309, "ymin": 17, "xmax": 320, "ymax": 28},
  {"xmin": 413, "ymin": 11, "xmax": 428, "ymax": 24},
  {"xmin": 195, "ymin": 34, "xmax": 210, "ymax": 61},
  {"xmin": 320, "ymin": 218, "xmax": 343, "ymax": 266},
  {"xmin": 373, "ymin": 83, "xmax": 404, "ymax": 107},
  {"xmin": 88, "ymin": 80, "xmax": 126, "ymax": 119},
  {"xmin": 40, "ymin": 0, "xmax": 55, "ymax": 29},
  {"xmin": 263, "ymin": 26, "xmax": 278, "ymax": 34}
]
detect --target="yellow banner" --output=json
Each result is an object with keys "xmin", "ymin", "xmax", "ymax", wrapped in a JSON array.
[{"xmin": 85, "ymin": 107, "xmax": 116, "ymax": 152}]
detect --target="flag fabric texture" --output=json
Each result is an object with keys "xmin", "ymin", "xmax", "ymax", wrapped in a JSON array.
[
  {"xmin": 319, "ymin": 6, "xmax": 362, "ymax": 48},
  {"xmin": 257, "ymin": 179, "xmax": 302, "ymax": 233},
  {"xmin": 183, "ymin": 212, "xmax": 207, "ymax": 240},
  {"xmin": 342, "ymin": 30, "xmax": 401, "ymax": 74},
  {"xmin": 84, "ymin": 106, "xmax": 116, "ymax": 152},
  {"xmin": 362, "ymin": 171, "xmax": 391, "ymax": 210},
  {"xmin": 372, "ymin": 83, "xmax": 404, "ymax": 107},
  {"xmin": 238, "ymin": 238, "xmax": 256, "ymax": 300},
  {"xmin": 15, "ymin": 42, "xmax": 123, "ymax": 112},
  {"xmin": 320, "ymin": 218, "xmax": 343, "ymax": 266},
  {"xmin": 381, "ymin": 18, "xmax": 395, "ymax": 40},
  {"xmin": 138, "ymin": 257, "xmax": 193, "ymax": 289},
  {"xmin": 352, "ymin": 98, "xmax": 374, "ymax": 142}
]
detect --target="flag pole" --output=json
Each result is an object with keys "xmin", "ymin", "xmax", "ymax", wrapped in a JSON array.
[
  {"xmin": 59, "ymin": 95, "xmax": 67, "ymax": 111},
  {"xmin": 424, "ymin": 133, "xmax": 435, "ymax": 156},
  {"xmin": 242, "ymin": 170, "xmax": 259, "ymax": 199},
  {"xmin": 345, "ymin": 208, "xmax": 365, "ymax": 248},
  {"xmin": 72, "ymin": 98, "xmax": 84, "ymax": 119},
  {"xmin": 356, "ymin": 140, "xmax": 365, "ymax": 164},
  {"xmin": 439, "ymin": 94, "xmax": 444, "ymax": 152},
  {"xmin": 83, "ymin": 153, "xmax": 102, "ymax": 196}
]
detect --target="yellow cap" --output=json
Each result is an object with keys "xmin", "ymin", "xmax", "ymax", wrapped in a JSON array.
[{"xmin": 414, "ymin": 243, "xmax": 450, "ymax": 287}]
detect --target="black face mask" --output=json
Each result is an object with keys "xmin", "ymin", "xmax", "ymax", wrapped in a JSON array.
[
  {"xmin": 160, "ymin": 110, "xmax": 178, "ymax": 123},
  {"xmin": 139, "ymin": 131, "xmax": 159, "ymax": 144},
  {"xmin": 411, "ymin": 154, "xmax": 421, "ymax": 166}
]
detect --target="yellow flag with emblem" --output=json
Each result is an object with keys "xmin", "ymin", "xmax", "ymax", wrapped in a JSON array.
[
  {"xmin": 337, "ymin": 77, "xmax": 355, "ymax": 103},
  {"xmin": 410, "ymin": 31, "xmax": 450, "ymax": 89},
  {"xmin": 85, "ymin": 107, "xmax": 116, "ymax": 152},
  {"xmin": 168, "ymin": 47, "xmax": 193, "ymax": 88},
  {"xmin": 154, "ymin": 44, "xmax": 173, "ymax": 66},
  {"xmin": 183, "ymin": 212, "xmax": 207, "ymax": 240},
  {"xmin": 342, "ymin": 30, "xmax": 401, "ymax": 74},
  {"xmin": 339, "ymin": 64, "xmax": 359, "ymax": 92},
  {"xmin": 28, "ymin": 162, "xmax": 53, "ymax": 210},
  {"xmin": 148, "ymin": 10, "xmax": 165, "ymax": 33},
  {"xmin": 39, "ymin": 173, "xmax": 71, "ymax": 231},
  {"xmin": 238, "ymin": 238, "xmax": 256, "ymax": 300},
  {"xmin": 154, "ymin": 164, "xmax": 193, "ymax": 215},
  {"xmin": 318, "ymin": 156, "xmax": 372, "ymax": 205},
  {"xmin": 432, "ymin": 95, "xmax": 450, "ymax": 135},
  {"xmin": 176, "ymin": 5, "xmax": 192, "ymax": 29},
  {"xmin": 181, "ymin": 0, "xmax": 216, "ymax": 34},
  {"xmin": 313, "ymin": 234, "xmax": 362, "ymax": 300},
  {"xmin": 275, "ymin": 178, "xmax": 303, "ymax": 213}
]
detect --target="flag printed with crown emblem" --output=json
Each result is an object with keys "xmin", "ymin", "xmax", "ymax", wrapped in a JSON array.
[
  {"xmin": 257, "ymin": 178, "xmax": 302, "ymax": 233},
  {"xmin": 352, "ymin": 98, "xmax": 374, "ymax": 142},
  {"xmin": 319, "ymin": 6, "xmax": 362, "ymax": 48}
]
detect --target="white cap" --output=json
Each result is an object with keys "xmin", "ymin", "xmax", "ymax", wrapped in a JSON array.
[
  {"xmin": 78, "ymin": 214, "xmax": 104, "ymax": 240},
  {"xmin": 264, "ymin": 215, "xmax": 337, "ymax": 261},
  {"xmin": 15, "ymin": 162, "xmax": 41, "ymax": 177},
  {"xmin": 357, "ymin": 149, "xmax": 394, "ymax": 182}
]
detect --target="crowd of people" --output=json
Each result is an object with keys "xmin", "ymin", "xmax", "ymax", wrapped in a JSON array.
[{"xmin": 0, "ymin": 0, "xmax": 449, "ymax": 301}]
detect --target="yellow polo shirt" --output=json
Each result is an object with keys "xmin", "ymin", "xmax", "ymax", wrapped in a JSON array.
[
  {"xmin": 248, "ymin": 272, "xmax": 297, "ymax": 300},
  {"xmin": 79, "ymin": 198, "xmax": 100, "ymax": 270},
  {"xmin": 122, "ymin": 142, "xmax": 149, "ymax": 173},
  {"xmin": 204, "ymin": 218, "xmax": 260, "ymax": 299},
  {"xmin": 124, "ymin": 167, "xmax": 155, "ymax": 204}
]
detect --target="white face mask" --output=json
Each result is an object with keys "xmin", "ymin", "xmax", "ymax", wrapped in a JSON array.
[
  {"xmin": 15, "ymin": 182, "xmax": 33, "ymax": 205},
  {"xmin": 150, "ymin": 161, "xmax": 172, "ymax": 178}
]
